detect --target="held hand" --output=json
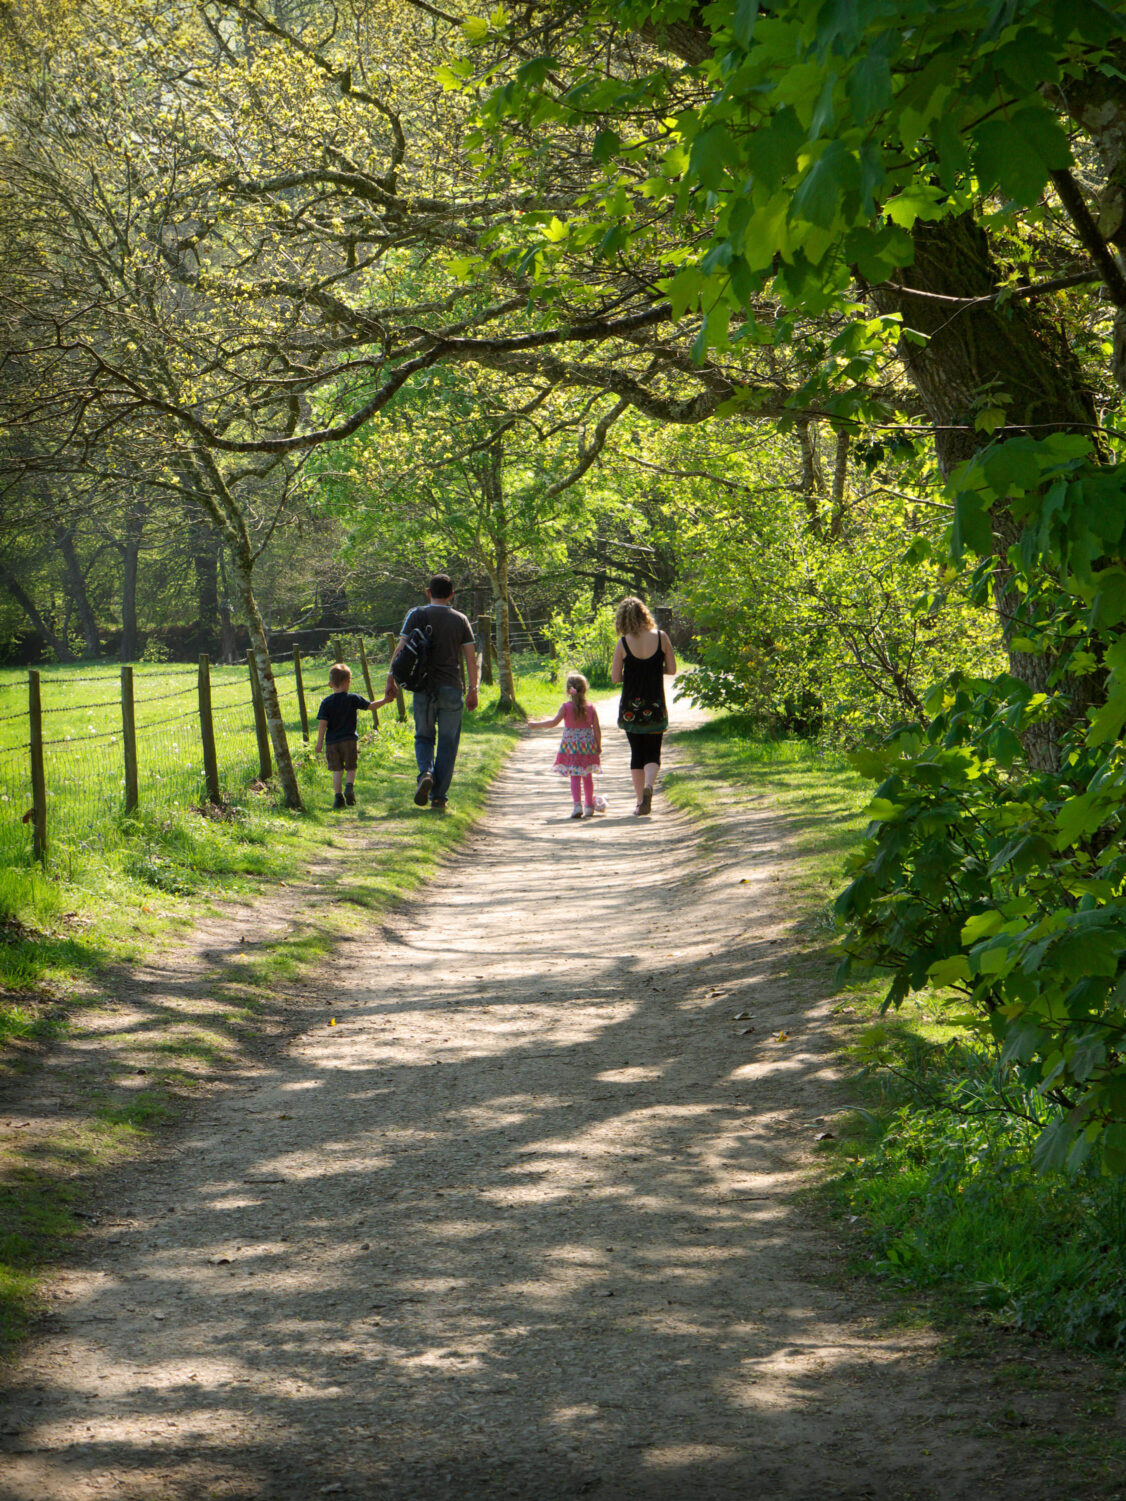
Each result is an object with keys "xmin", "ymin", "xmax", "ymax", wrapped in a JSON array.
[{"xmin": 466, "ymin": 687, "xmax": 479, "ymax": 711}]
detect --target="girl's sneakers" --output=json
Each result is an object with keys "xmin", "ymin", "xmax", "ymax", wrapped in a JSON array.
[
  {"xmin": 583, "ymin": 806, "xmax": 595, "ymax": 818},
  {"xmin": 570, "ymin": 805, "xmax": 584, "ymax": 819},
  {"xmin": 637, "ymin": 786, "xmax": 653, "ymax": 816}
]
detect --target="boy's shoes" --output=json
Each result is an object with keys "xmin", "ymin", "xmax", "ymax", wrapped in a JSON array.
[
  {"xmin": 570, "ymin": 805, "xmax": 583, "ymax": 819},
  {"xmin": 637, "ymin": 786, "xmax": 653, "ymax": 816},
  {"xmin": 333, "ymin": 793, "xmax": 347, "ymax": 810},
  {"xmin": 414, "ymin": 773, "xmax": 433, "ymax": 807},
  {"xmin": 429, "ymin": 800, "xmax": 448, "ymax": 814},
  {"xmin": 583, "ymin": 806, "xmax": 595, "ymax": 818},
  {"xmin": 344, "ymin": 785, "xmax": 356, "ymax": 806}
]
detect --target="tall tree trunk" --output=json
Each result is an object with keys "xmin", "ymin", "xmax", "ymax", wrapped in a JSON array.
[
  {"xmin": 870, "ymin": 214, "xmax": 1102, "ymax": 769},
  {"xmin": 119, "ymin": 502, "xmax": 144, "ymax": 662},
  {"xmin": 829, "ymin": 430, "xmax": 849, "ymax": 540},
  {"xmin": 54, "ymin": 525, "xmax": 99, "ymax": 658},
  {"xmin": 796, "ymin": 418, "xmax": 825, "ymax": 538},
  {"xmin": 228, "ymin": 547, "xmax": 303, "ymax": 810},
  {"xmin": 192, "ymin": 523, "xmax": 221, "ymax": 653},
  {"xmin": 0, "ymin": 564, "xmax": 74, "ymax": 661},
  {"xmin": 488, "ymin": 555, "xmax": 517, "ymax": 711},
  {"xmin": 481, "ymin": 442, "xmax": 519, "ymax": 710},
  {"xmin": 217, "ymin": 550, "xmax": 239, "ymax": 663}
]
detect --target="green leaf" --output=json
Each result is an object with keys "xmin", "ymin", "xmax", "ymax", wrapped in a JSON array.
[
  {"xmin": 592, "ymin": 129, "xmax": 620, "ymax": 166},
  {"xmin": 961, "ymin": 910, "xmax": 1005, "ymax": 943},
  {"xmin": 846, "ymin": 48, "xmax": 893, "ymax": 120},
  {"xmin": 742, "ymin": 108, "xmax": 803, "ymax": 193},
  {"xmin": 1101, "ymin": 1123, "xmax": 1126, "ymax": 1175},
  {"xmin": 1033, "ymin": 1115, "xmax": 1078, "ymax": 1174},
  {"xmin": 732, "ymin": 0, "xmax": 758, "ymax": 48},
  {"xmin": 1088, "ymin": 687, "xmax": 1126, "ymax": 747},
  {"xmin": 975, "ymin": 406, "xmax": 1006, "ymax": 435},
  {"xmin": 973, "ymin": 107, "xmax": 1071, "ymax": 204},
  {"xmin": 927, "ymin": 954, "xmax": 971, "ymax": 985},
  {"xmin": 791, "ymin": 141, "xmax": 856, "ymax": 229},
  {"xmin": 689, "ymin": 125, "xmax": 733, "ymax": 192},
  {"xmin": 1090, "ymin": 570, "xmax": 1126, "ymax": 630},
  {"xmin": 952, "ymin": 490, "xmax": 992, "ymax": 559},
  {"xmin": 1055, "ymin": 791, "xmax": 1103, "ymax": 848},
  {"xmin": 864, "ymin": 795, "xmax": 901, "ymax": 821}
]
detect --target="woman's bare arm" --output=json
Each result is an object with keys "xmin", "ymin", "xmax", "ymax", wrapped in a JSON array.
[
  {"xmin": 611, "ymin": 640, "xmax": 625, "ymax": 684},
  {"xmin": 662, "ymin": 631, "xmax": 677, "ymax": 675}
]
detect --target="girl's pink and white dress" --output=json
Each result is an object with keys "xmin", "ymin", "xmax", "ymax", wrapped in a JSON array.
[{"xmin": 553, "ymin": 701, "xmax": 601, "ymax": 776}]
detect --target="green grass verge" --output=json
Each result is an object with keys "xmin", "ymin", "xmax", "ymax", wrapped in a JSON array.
[
  {"xmin": 665, "ymin": 712, "xmax": 1126, "ymax": 1357},
  {"xmin": 0, "ymin": 661, "xmax": 553, "ymax": 1353}
]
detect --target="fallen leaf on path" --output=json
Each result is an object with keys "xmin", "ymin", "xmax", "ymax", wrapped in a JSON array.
[
  {"xmin": 732, "ymin": 1011, "xmax": 752, "ymax": 1020},
  {"xmin": 775, "ymin": 1030, "xmax": 790, "ymax": 1042}
]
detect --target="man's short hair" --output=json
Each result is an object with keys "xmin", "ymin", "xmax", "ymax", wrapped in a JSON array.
[
  {"xmin": 428, "ymin": 573, "xmax": 453, "ymax": 598},
  {"xmin": 329, "ymin": 662, "xmax": 351, "ymax": 688}
]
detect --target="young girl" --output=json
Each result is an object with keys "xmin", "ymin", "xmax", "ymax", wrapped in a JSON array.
[{"xmin": 527, "ymin": 672, "xmax": 602, "ymax": 818}]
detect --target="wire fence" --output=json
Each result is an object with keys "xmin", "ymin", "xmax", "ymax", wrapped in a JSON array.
[
  {"xmin": 0, "ymin": 637, "xmax": 412, "ymax": 872},
  {"xmin": 0, "ymin": 606, "xmax": 610, "ymax": 873}
]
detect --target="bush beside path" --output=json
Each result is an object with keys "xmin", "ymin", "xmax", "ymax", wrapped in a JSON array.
[{"xmin": 0, "ymin": 689, "xmax": 1119, "ymax": 1499}]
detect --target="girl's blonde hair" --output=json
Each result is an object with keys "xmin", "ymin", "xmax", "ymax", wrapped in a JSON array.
[
  {"xmin": 614, "ymin": 596, "xmax": 656, "ymax": 637},
  {"xmin": 565, "ymin": 671, "xmax": 591, "ymax": 722}
]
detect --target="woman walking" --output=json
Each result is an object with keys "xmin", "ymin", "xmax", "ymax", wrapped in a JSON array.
[{"xmin": 611, "ymin": 597, "xmax": 676, "ymax": 815}]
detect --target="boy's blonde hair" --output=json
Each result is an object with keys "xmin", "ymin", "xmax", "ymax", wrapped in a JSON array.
[
  {"xmin": 614, "ymin": 596, "xmax": 656, "ymax": 637},
  {"xmin": 566, "ymin": 671, "xmax": 590, "ymax": 722},
  {"xmin": 329, "ymin": 662, "xmax": 352, "ymax": 688}
]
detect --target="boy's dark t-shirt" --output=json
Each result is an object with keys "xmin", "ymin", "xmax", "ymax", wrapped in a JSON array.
[
  {"xmin": 316, "ymin": 690, "xmax": 371, "ymax": 743},
  {"xmin": 400, "ymin": 603, "xmax": 475, "ymax": 689}
]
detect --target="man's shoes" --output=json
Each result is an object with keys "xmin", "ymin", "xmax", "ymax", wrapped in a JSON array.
[
  {"xmin": 344, "ymin": 785, "xmax": 356, "ymax": 806},
  {"xmin": 637, "ymin": 786, "xmax": 653, "ymax": 816},
  {"xmin": 414, "ymin": 773, "xmax": 433, "ymax": 807},
  {"xmin": 333, "ymin": 793, "xmax": 347, "ymax": 810},
  {"xmin": 429, "ymin": 800, "xmax": 448, "ymax": 814}
]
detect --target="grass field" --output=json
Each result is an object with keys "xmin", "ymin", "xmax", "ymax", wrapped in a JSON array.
[{"xmin": 0, "ymin": 654, "xmax": 357, "ymax": 868}]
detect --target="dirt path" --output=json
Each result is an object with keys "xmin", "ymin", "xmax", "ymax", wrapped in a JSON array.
[{"xmin": 0, "ymin": 693, "xmax": 1100, "ymax": 1500}]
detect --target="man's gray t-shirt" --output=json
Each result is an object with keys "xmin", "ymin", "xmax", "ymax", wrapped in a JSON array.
[{"xmin": 401, "ymin": 604, "xmax": 475, "ymax": 689}]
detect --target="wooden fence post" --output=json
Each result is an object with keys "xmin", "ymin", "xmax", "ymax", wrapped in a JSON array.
[
  {"xmin": 293, "ymin": 645, "xmax": 309, "ymax": 741},
  {"xmin": 357, "ymin": 637, "xmax": 378, "ymax": 730},
  {"xmin": 247, "ymin": 653, "xmax": 273, "ymax": 780},
  {"xmin": 28, "ymin": 669, "xmax": 47, "ymax": 866},
  {"xmin": 121, "ymin": 664, "xmax": 139, "ymax": 813},
  {"xmin": 198, "ymin": 654, "xmax": 221, "ymax": 805},
  {"xmin": 334, "ymin": 636, "xmax": 345, "ymax": 664}
]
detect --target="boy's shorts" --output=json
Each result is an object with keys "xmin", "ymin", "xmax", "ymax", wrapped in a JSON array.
[{"xmin": 324, "ymin": 740, "xmax": 358, "ymax": 772}]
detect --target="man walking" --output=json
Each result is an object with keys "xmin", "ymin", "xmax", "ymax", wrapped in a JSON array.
[{"xmin": 387, "ymin": 574, "xmax": 479, "ymax": 811}]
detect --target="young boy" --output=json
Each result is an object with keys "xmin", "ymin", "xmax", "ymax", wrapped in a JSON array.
[{"xmin": 314, "ymin": 663, "xmax": 390, "ymax": 809}]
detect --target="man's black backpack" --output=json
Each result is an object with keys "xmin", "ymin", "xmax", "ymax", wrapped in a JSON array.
[{"xmin": 390, "ymin": 613, "xmax": 432, "ymax": 692}]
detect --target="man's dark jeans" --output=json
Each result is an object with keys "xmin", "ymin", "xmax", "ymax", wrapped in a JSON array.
[{"xmin": 412, "ymin": 683, "xmax": 464, "ymax": 804}]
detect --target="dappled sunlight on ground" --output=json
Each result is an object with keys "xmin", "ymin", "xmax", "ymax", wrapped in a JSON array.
[{"xmin": 0, "ymin": 693, "xmax": 1058, "ymax": 1499}]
